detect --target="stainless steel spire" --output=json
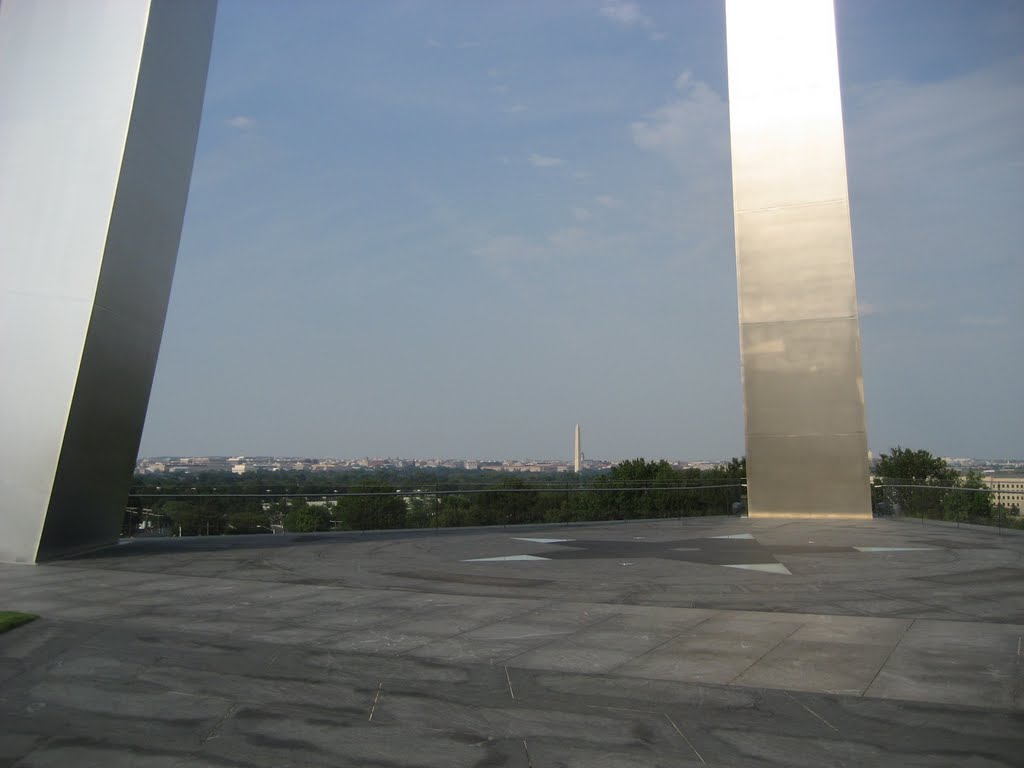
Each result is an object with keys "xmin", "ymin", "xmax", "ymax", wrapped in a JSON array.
[
  {"xmin": 725, "ymin": 0, "xmax": 871, "ymax": 518},
  {"xmin": 0, "ymin": 0, "xmax": 217, "ymax": 561}
]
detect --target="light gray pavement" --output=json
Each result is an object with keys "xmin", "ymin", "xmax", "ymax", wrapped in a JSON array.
[{"xmin": 1, "ymin": 516, "xmax": 1023, "ymax": 766}]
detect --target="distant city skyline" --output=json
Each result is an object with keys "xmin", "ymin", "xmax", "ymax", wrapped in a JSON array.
[
  {"xmin": 139, "ymin": 0, "xmax": 1023, "ymax": 460},
  {"xmin": 135, "ymin": 452, "xmax": 1024, "ymax": 467}
]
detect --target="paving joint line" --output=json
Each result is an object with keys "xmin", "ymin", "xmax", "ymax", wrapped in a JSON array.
[
  {"xmin": 522, "ymin": 739, "xmax": 534, "ymax": 767},
  {"xmin": 603, "ymin": 614, "xmax": 716, "ymax": 675},
  {"xmin": 368, "ymin": 682, "xmax": 383, "ymax": 721},
  {"xmin": 861, "ymin": 618, "xmax": 916, "ymax": 697},
  {"xmin": 391, "ymin": 597, "xmax": 553, "ymax": 657},
  {"xmin": 782, "ymin": 690, "xmax": 839, "ymax": 732},
  {"xmin": 499, "ymin": 611, "xmax": 621, "ymax": 666},
  {"xmin": 727, "ymin": 621, "xmax": 806, "ymax": 685},
  {"xmin": 664, "ymin": 712, "xmax": 706, "ymax": 764},
  {"xmin": 397, "ymin": 601, "xmax": 613, "ymax": 662},
  {"xmin": 861, "ymin": 585, "xmax": 987, "ymax": 620},
  {"xmin": 201, "ymin": 702, "xmax": 239, "ymax": 742}
]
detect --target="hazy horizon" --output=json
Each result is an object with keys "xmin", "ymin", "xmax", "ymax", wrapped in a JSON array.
[
  {"xmin": 139, "ymin": 0, "xmax": 1023, "ymax": 461},
  {"xmin": 135, "ymin": 451, "xmax": 1023, "ymax": 464}
]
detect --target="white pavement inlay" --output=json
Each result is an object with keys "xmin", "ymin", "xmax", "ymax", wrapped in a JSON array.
[
  {"xmin": 711, "ymin": 533, "xmax": 755, "ymax": 540},
  {"xmin": 463, "ymin": 555, "xmax": 551, "ymax": 562},
  {"xmin": 723, "ymin": 562, "xmax": 791, "ymax": 575},
  {"xmin": 511, "ymin": 538, "xmax": 575, "ymax": 544},
  {"xmin": 853, "ymin": 547, "xmax": 938, "ymax": 553}
]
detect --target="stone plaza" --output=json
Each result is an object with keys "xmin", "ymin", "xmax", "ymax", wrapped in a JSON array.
[{"xmin": 2, "ymin": 516, "xmax": 1022, "ymax": 766}]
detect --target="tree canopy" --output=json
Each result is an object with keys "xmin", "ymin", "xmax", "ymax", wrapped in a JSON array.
[
  {"xmin": 874, "ymin": 447, "xmax": 957, "ymax": 485},
  {"xmin": 873, "ymin": 447, "xmax": 994, "ymax": 522}
]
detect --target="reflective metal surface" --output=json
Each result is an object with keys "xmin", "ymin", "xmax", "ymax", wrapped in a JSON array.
[
  {"xmin": 726, "ymin": 0, "xmax": 871, "ymax": 518},
  {"xmin": 0, "ymin": 0, "xmax": 216, "ymax": 562}
]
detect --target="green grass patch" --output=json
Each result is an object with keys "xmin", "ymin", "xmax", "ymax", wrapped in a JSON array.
[{"xmin": 0, "ymin": 611, "xmax": 37, "ymax": 634}]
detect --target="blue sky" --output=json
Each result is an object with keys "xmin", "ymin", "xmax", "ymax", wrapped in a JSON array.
[{"xmin": 139, "ymin": 0, "xmax": 1023, "ymax": 461}]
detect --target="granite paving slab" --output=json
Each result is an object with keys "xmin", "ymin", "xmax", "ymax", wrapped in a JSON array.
[{"xmin": 2, "ymin": 517, "xmax": 1023, "ymax": 766}]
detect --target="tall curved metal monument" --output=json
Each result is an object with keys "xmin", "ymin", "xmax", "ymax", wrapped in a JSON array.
[
  {"xmin": 0, "ymin": 0, "xmax": 868, "ymax": 563},
  {"xmin": 0, "ymin": 0, "xmax": 217, "ymax": 562},
  {"xmin": 726, "ymin": 0, "xmax": 872, "ymax": 518}
]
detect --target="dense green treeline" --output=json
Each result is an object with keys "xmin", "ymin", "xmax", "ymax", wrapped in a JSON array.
[
  {"xmin": 125, "ymin": 458, "xmax": 747, "ymax": 536},
  {"xmin": 126, "ymin": 448, "xmax": 1024, "ymax": 536},
  {"xmin": 872, "ymin": 446, "xmax": 1021, "ymax": 527}
]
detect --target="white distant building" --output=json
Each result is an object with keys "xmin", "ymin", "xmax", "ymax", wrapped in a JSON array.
[{"xmin": 985, "ymin": 477, "xmax": 1024, "ymax": 512}]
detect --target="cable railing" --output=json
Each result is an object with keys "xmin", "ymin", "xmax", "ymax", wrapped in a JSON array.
[
  {"xmin": 872, "ymin": 479, "xmax": 1024, "ymax": 532},
  {"xmin": 122, "ymin": 481, "xmax": 749, "ymax": 537},
  {"xmin": 120, "ymin": 479, "xmax": 1023, "ymax": 538}
]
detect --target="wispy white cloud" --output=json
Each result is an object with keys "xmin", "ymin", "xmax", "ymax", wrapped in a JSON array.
[
  {"xmin": 473, "ymin": 235, "xmax": 552, "ymax": 278},
  {"xmin": 425, "ymin": 38, "xmax": 444, "ymax": 48},
  {"xmin": 528, "ymin": 153, "xmax": 564, "ymax": 168},
  {"xmin": 458, "ymin": 41, "xmax": 482, "ymax": 49},
  {"xmin": 630, "ymin": 70, "xmax": 728, "ymax": 167},
  {"xmin": 628, "ymin": 72, "xmax": 733, "ymax": 266},
  {"xmin": 846, "ymin": 58, "xmax": 1024, "ymax": 182},
  {"xmin": 843, "ymin": 56, "xmax": 1024, "ymax": 335},
  {"xmin": 474, "ymin": 228, "xmax": 589, "ymax": 276},
  {"xmin": 599, "ymin": 1, "xmax": 652, "ymax": 28},
  {"xmin": 504, "ymin": 103, "xmax": 528, "ymax": 114},
  {"xmin": 548, "ymin": 227, "xmax": 587, "ymax": 248},
  {"xmin": 595, "ymin": 195, "xmax": 620, "ymax": 208},
  {"xmin": 226, "ymin": 115, "xmax": 255, "ymax": 130},
  {"xmin": 674, "ymin": 71, "xmax": 693, "ymax": 91},
  {"xmin": 572, "ymin": 206, "xmax": 592, "ymax": 221}
]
